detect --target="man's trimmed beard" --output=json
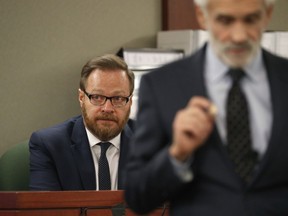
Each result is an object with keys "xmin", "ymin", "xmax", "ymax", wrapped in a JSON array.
[
  {"xmin": 82, "ymin": 105, "xmax": 130, "ymax": 141},
  {"xmin": 209, "ymin": 31, "xmax": 261, "ymax": 68}
]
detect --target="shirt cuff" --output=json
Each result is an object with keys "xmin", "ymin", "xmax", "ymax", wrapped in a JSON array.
[{"xmin": 169, "ymin": 155, "xmax": 193, "ymax": 182}]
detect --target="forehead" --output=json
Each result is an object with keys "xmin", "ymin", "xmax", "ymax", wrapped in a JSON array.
[
  {"xmin": 86, "ymin": 69, "xmax": 130, "ymax": 94},
  {"xmin": 207, "ymin": 0, "xmax": 265, "ymax": 16}
]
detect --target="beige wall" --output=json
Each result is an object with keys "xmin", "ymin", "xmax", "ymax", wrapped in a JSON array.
[
  {"xmin": 0, "ymin": 0, "xmax": 161, "ymax": 156},
  {"xmin": 268, "ymin": 0, "xmax": 288, "ymax": 31}
]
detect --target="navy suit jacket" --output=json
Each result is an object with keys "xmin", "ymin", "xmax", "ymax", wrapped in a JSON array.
[
  {"xmin": 29, "ymin": 115, "xmax": 134, "ymax": 190},
  {"xmin": 125, "ymin": 46, "xmax": 288, "ymax": 215}
]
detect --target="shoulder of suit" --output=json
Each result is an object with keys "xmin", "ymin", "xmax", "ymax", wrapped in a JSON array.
[
  {"xmin": 33, "ymin": 115, "xmax": 82, "ymax": 135},
  {"xmin": 263, "ymin": 48, "xmax": 288, "ymax": 64}
]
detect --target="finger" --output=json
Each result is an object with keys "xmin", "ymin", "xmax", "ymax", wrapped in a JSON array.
[
  {"xmin": 207, "ymin": 104, "xmax": 218, "ymax": 118},
  {"xmin": 187, "ymin": 96, "xmax": 217, "ymax": 118}
]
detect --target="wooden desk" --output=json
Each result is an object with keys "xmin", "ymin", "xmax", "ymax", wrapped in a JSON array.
[{"xmin": 0, "ymin": 190, "xmax": 168, "ymax": 216}]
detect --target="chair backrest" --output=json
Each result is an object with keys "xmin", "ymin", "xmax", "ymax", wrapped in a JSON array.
[{"xmin": 0, "ymin": 141, "xmax": 29, "ymax": 191}]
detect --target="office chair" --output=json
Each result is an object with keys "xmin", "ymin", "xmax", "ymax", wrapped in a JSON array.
[{"xmin": 0, "ymin": 141, "xmax": 30, "ymax": 191}]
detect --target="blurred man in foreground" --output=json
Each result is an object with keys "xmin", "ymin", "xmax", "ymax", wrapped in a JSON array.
[{"xmin": 125, "ymin": 0, "xmax": 288, "ymax": 215}]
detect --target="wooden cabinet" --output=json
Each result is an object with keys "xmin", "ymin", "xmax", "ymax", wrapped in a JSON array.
[{"xmin": 162, "ymin": 0, "xmax": 200, "ymax": 30}]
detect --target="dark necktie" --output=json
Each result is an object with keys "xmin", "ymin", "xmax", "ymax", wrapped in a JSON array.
[
  {"xmin": 98, "ymin": 142, "xmax": 111, "ymax": 190},
  {"xmin": 226, "ymin": 68, "xmax": 258, "ymax": 183}
]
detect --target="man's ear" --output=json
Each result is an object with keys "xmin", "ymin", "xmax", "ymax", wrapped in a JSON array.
[
  {"xmin": 129, "ymin": 94, "xmax": 133, "ymax": 106},
  {"xmin": 264, "ymin": 5, "xmax": 274, "ymax": 26},
  {"xmin": 78, "ymin": 89, "xmax": 84, "ymax": 107},
  {"xmin": 195, "ymin": 5, "xmax": 207, "ymax": 30}
]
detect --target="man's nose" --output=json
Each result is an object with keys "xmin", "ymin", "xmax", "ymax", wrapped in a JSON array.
[
  {"xmin": 101, "ymin": 99, "xmax": 114, "ymax": 112},
  {"xmin": 230, "ymin": 23, "xmax": 248, "ymax": 43}
]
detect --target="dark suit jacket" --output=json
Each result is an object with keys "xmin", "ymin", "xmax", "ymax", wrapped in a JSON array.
[
  {"xmin": 29, "ymin": 115, "xmax": 134, "ymax": 190},
  {"xmin": 125, "ymin": 46, "xmax": 288, "ymax": 216}
]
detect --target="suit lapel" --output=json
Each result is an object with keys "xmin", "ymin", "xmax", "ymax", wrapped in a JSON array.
[
  {"xmin": 178, "ymin": 45, "xmax": 208, "ymax": 100},
  {"xmin": 179, "ymin": 46, "xmax": 248, "ymax": 181},
  {"xmin": 70, "ymin": 117, "xmax": 96, "ymax": 190},
  {"xmin": 254, "ymin": 51, "xmax": 288, "ymax": 178},
  {"xmin": 179, "ymin": 46, "xmax": 227, "ymax": 150}
]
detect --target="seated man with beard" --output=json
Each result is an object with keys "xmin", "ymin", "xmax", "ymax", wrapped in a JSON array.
[{"xmin": 29, "ymin": 54, "xmax": 134, "ymax": 190}]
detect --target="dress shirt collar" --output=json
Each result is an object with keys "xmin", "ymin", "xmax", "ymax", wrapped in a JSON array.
[
  {"xmin": 206, "ymin": 43, "xmax": 264, "ymax": 82},
  {"xmin": 85, "ymin": 127, "xmax": 121, "ymax": 149}
]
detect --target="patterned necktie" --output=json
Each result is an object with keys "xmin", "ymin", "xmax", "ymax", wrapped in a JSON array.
[
  {"xmin": 226, "ymin": 68, "xmax": 258, "ymax": 183},
  {"xmin": 98, "ymin": 142, "xmax": 111, "ymax": 190}
]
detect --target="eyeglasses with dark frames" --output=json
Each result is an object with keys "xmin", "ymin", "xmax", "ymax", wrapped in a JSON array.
[{"xmin": 83, "ymin": 90, "xmax": 131, "ymax": 108}]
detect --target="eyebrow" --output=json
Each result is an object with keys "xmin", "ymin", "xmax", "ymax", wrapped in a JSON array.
[
  {"xmin": 89, "ymin": 90, "xmax": 129, "ymax": 96},
  {"xmin": 216, "ymin": 10, "xmax": 262, "ymax": 19},
  {"xmin": 216, "ymin": 10, "xmax": 262, "ymax": 22},
  {"xmin": 244, "ymin": 11, "xmax": 262, "ymax": 20}
]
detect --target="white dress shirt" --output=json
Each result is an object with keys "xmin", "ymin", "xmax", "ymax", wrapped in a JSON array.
[
  {"xmin": 205, "ymin": 44, "xmax": 272, "ymax": 157},
  {"xmin": 86, "ymin": 128, "xmax": 120, "ymax": 190}
]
